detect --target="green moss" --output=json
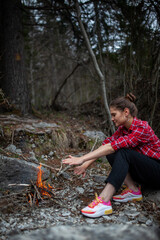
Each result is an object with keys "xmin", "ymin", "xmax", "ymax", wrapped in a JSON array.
[
  {"xmin": 96, "ymin": 158, "xmax": 103, "ymax": 163},
  {"xmin": 3, "ymin": 126, "xmax": 12, "ymax": 137}
]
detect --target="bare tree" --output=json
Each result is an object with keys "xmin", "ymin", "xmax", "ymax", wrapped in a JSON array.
[{"xmin": 75, "ymin": 0, "xmax": 115, "ymax": 133}]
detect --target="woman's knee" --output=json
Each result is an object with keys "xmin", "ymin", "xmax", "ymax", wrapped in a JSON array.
[{"xmin": 106, "ymin": 152, "xmax": 116, "ymax": 166}]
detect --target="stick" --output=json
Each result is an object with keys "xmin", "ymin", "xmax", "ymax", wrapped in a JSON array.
[
  {"xmin": 90, "ymin": 136, "xmax": 98, "ymax": 152},
  {"xmin": 40, "ymin": 162, "xmax": 59, "ymax": 172},
  {"xmin": 0, "ymin": 188, "xmax": 30, "ymax": 199},
  {"xmin": 28, "ymin": 193, "xmax": 33, "ymax": 207},
  {"xmin": 30, "ymin": 180, "xmax": 42, "ymax": 201},
  {"xmin": 37, "ymin": 186, "xmax": 55, "ymax": 198},
  {"xmin": 33, "ymin": 191, "xmax": 37, "ymax": 206},
  {"xmin": 8, "ymin": 183, "xmax": 30, "ymax": 186},
  {"xmin": 56, "ymin": 165, "xmax": 71, "ymax": 177}
]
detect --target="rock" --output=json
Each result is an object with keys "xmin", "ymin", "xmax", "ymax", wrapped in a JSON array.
[
  {"xmin": 124, "ymin": 209, "xmax": 140, "ymax": 219},
  {"xmin": 9, "ymin": 224, "xmax": 160, "ymax": 240},
  {"xmin": 24, "ymin": 125, "xmax": 35, "ymax": 130},
  {"xmin": 48, "ymin": 151, "xmax": 54, "ymax": 157},
  {"xmin": 32, "ymin": 122, "xmax": 59, "ymax": 128},
  {"xmin": 5, "ymin": 144, "xmax": 17, "ymax": 153},
  {"xmin": 61, "ymin": 211, "xmax": 71, "ymax": 217},
  {"xmin": 61, "ymin": 172, "xmax": 71, "ymax": 180},
  {"xmin": 5, "ymin": 144, "xmax": 22, "ymax": 155},
  {"xmin": 76, "ymin": 187, "xmax": 84, "ymax": 194},
  {"xmin": 0, "ymin": 154, "xmax": 49, "ymax": 189},
  {"xmin": 29, "ymin": 151, "xmax": 38, "ymax": 162},
  {"xmin": 16, "ymin": 149, "xmax": 22, "ymax": 154},
  {"xmin": 146, "ymin": 219, "xmax": 153, "ymax": 226},
  {"xmin": 138, "ymin": 214, "xmax": 148, "ymax": 223},
  {"xmin": 83, "ymin": 131, "xmax": 106, "ymax": 141},
  {"xmin": 93, "ymin": 175, "xmax": 106, "ymax": 183}
]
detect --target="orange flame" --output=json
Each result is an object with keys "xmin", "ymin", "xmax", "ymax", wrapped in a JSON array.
[{"xmin": 36, "ymin": 164, "xmax": 53, "ymax": 198}]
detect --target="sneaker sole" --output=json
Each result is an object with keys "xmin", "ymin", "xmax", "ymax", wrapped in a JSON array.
[
  {"xmin": 81, "ymin": 208, "xmax": 112, "ymax": 218},
  {"xmin": 113, "ymin": 196, "xmax": 143, "ymax": 203}
]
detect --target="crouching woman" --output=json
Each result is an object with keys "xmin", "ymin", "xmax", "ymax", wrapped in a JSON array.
[{"xmin": 63, "ymin": 94, "xmax": 160, "ymax": 218}]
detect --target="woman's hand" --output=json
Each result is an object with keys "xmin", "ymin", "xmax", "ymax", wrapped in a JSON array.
[
  {"xmin": 74, "ymin": 165, "xmax": 87, "ymax": 178},
  {"xmin": 62, "ymin": 155, "xmax": 84, "ymax": 166}
]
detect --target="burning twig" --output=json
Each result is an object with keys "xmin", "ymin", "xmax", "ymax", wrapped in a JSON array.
[
  {"xmin": 30, "ymin": 180, "xmax": 42, "ymax": 202},
  {"xmin": 26, "ymin": 164, "xmax": 55, "ymax": 206}
]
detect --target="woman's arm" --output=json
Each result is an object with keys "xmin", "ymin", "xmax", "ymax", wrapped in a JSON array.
[
  {"xmin": 74, "ymin": 158, "xmax": 96, "ymax": 177},
  {"xmin": 62, "ymin": 143, "xmax": 114, "ymax": 166}
]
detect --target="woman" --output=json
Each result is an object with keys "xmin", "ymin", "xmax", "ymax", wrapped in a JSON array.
[{"xmin": 63, "ymin": 93, "xmax": 160, "ymax": 218}]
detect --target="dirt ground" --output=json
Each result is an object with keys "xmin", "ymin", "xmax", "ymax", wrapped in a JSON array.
[{"xmin": 0, "ymin": 111, "xmax": 160, "ymax": 239}]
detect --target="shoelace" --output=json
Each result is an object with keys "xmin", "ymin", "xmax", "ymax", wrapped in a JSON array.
[
  {"xmin": 88, "ymin": 193, "xmax": 102, "ymax": 208},
  {"xmin": 121, "ymin": 187, "xmax": 132, "ymax": 195}
]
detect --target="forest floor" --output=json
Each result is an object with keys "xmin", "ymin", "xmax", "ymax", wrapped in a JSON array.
[{"xmin": 0, "ymin": 110, "xmax": 160, "ymax": 239}]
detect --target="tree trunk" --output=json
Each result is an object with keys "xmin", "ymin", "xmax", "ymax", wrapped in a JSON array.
[
  {"xmin": 75, "ymin": 0, "xmax": 115, "ymax": 134},
  {"xmin": 0, "ymin": 0, "xmax": 29, "ymax": 114}
]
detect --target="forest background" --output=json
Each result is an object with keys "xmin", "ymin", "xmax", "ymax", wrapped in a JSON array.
[{"xmin": 0, "ymin": 0, "xmax": 159, "ymax": 137}]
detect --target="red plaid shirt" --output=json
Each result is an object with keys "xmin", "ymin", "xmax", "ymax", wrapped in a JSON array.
[{"xmin": 103, "ymin": 117, "xmax": 160, "ymax": 160}]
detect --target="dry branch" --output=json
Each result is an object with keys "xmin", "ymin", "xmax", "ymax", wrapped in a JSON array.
[{"xmin": 30, "ymin": 180, "xmax": 42, "ymax": 201}]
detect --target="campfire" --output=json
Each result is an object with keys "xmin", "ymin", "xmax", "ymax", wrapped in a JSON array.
[{"xmin": 27, "ymin": 164, "xmax": 54, "ymax": 206}]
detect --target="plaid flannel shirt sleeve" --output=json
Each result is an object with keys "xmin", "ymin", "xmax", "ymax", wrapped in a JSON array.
[
  {"xmin": 102, "ymin": 128, "xmax": 122, "ymax": 145},
  {"xmin": 111, "ymin": 126, "xmax": 149, "ymax": 151}
]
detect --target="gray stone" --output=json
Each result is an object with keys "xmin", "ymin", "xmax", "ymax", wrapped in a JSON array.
[
  {"xmin": 93, "ymin": 175, "xmax": 106, "ymax": 183},
  {"xmin": 29, "ymin": 151, "xmax": 38, "ymax": 162},
  {"xmin": 138, "ymin": 214, "xmax": 148, "ymax": 223},
  {"xmin": 23, "ymin": 125, "xmax": 35, "ymax": 130},
  {"xmin": 16, "ymin": 148, "xmax": 22, "ymax": 154},
  {"xmin": 48, "ymin": 151, "xmax": 54, "ymax": 157},
  {"xmin": 32, "ymin": 122, "xmax": 59, "ymax": 128},
  {"xmin": 124, "ymin": 209, "xmax": 140, "ymax": 219},
  {"xmin": 146, "ymin": 219, "xmax": 153, "ymax": 226},
  {"xmin": 0, "ymin": 154, "xmax": 49, "ymax": 189},
  {"xmin": 9, "ymin": 224, "xmax": 160, "ymax": 240},
  {"xmin": 5, "ymin": 144, "xmax": 22, "ymax": 154},
  {"xmin": 76, "ymin": 187, "xmax": 84, "ymax": 194},
  {"xmin": 5, "ymin": 144, "xmax": 17, "ymax": 153},
  {"xmin": 83, "ymin": 131, "xmax": 106, "ymax": 141},
  {"xmin": 117, "ymin": 215, "xmax": 128, "ymax": 223},
  {"xmin": 61, "ymin": 172, "xmax": 71, "ymax": 180}
]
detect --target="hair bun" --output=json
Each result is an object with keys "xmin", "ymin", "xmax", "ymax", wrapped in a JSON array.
[{"xmin": 125, "ymin": 93, "xmax": 136, "ymax": 103}]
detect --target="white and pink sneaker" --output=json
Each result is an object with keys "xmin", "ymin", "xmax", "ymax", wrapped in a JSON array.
[
  {"xmin": 113, "ymin": 187, "xmax": 143, "ymax": 202},
  {"xmin": 81, "ymin": 193, "xmax": 112, "ymax": 218}
]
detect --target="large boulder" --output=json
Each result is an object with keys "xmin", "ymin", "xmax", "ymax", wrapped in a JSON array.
[
  {"xmin": 9, "ymin": 224, "xmax": 160, "ymax": 240},
  {"xmin": 0, "ymin": 154, "xmax": 49, "ymax": 190}
]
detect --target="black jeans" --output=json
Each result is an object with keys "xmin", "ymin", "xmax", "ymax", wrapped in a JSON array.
[{"xmin": 105, "ymin": 148, "xmax": 160, "ymax": 191}]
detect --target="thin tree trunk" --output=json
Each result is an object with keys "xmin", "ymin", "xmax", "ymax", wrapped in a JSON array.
[
  {"xmin": 75, "ymin": 0, "xmax": 115, "ymax": 134},
  {"xmin": 0, "ymin": 0, "xmax": 29, "ymax": 114},
  {"xmin": 150, "ymin": 49, "xmax": 160, "ymax": 127}
]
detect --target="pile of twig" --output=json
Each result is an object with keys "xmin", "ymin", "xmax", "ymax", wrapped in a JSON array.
[
  {"xmin": 26, "ymin": 180, "xmax": 57, "ymax": 207},
  {"xmin": 0, "ymin": 181, "xmax": 63, "ymax": 214}
]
